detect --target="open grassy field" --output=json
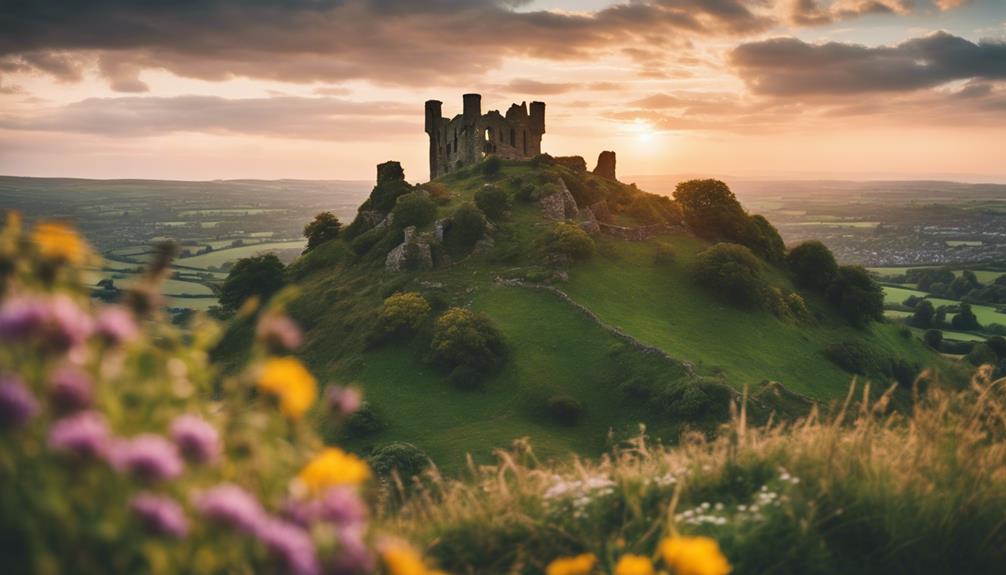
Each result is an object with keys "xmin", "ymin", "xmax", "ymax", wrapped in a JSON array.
[
  {"xmin": 177, "ymin": 240, "xmax": 306, "ymax": 269},
  {"xmin": 881, "ymin": 285, "xmax": 1006, "ymax": 327}
]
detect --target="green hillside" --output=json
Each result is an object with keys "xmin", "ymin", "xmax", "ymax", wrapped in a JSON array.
[{"xmin": 221, "ymin": 157, "xmax": 960, "ymax": 473}]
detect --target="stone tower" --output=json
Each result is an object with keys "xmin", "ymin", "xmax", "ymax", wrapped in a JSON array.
[{"xmin": 424, "ymin": 94, "xmax": 546, "ymax": 180}]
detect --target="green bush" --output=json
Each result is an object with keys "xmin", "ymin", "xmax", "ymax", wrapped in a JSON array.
[
  {"xmin": 375, "ymin": 292, "xmax": 431, "ymax": 340},
  {"xmin": 391, "ymin": 190, "xmax": 437, "ymax": 229},
  {"xmin": 350, "ymin": 225, "xmax": 388, "ymax": 255},
  {"xmin": 444, "ymin": 202, "xmax": 487, "ymax": 255},
  {"xmin": 545, "ymin": 223, "xmax": 595, "ymax": 261},
  {"xmin": 691, "ymin": 243, "xmax": 767, "ymax": 310},
  {"xmin": 447, "ymin": 365, "xmax": 486, "ymax": 391},
  {"xmin": 786, "ymin": 240, "xmax": 838, "ymax": 291},
  {"xmin": 480, "ymin": 156, "xmax": 502, "ymax": 177},
  {"xmin": 967, "ymin": 343, "xmax": 999, "ymax": 367},
  {"xmin": 951, "ymin": 303, "xmax": 981, "ymax": 331},
  {"xmin": 924, "ymin": 328, "xmax": 943, "ymax": 349},
  {"xmin": 827, "ymin": 266, "xmax": 885, "ymax": 328},
  {"xmin": 302, "ymin": 211, "xmax": 341, "ymax": 252},
  {"xmin": 474, "ymin": 185, "xmax": 511, "ymax": 221},
  {"xmin": 343, "ymin": 403, "xmax": 386, "ymax": 438},
  {"xmin": 823, "ymin": 341, "xmax": 873, "ymax": 374},
  {"xmin": 545, "ymin": 395, "xmax": 584, "ymax": 426},
  {"xmin": 218, "ymin": 254, "xmax": 285, "ymax": 313},
  {"xmin": 430, "ymin": 307, "xmax": 507, "ymax": 374},
  {"xmin": 367, "ymin": 442, "xmax": 431, "ymax": 483}
]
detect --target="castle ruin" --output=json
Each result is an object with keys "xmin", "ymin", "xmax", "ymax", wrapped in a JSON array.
[{"xmin": 425, "ymin": 94, "xmax": 545, "ymax": 180}]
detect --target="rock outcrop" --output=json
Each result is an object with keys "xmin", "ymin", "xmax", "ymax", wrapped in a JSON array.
[
  {"xmin": 540, "ymin": 178, "xmax": 580, "ymax": 221},
  {"xmin": 593, "ymin": 151, "xmax": 616, "ymax": 181},
  {"xmin": 385, "ymin": 226, "xmax": 434, "ymax": 272},
  {"xmin": 553, "ymin": 155, "xmax": 587, "ymax": 172}
]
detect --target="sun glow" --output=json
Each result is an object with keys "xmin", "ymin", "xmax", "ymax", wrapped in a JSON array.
[{"xmin": 632, "ymin": 119, "xmax": 656, "ymax": 143}]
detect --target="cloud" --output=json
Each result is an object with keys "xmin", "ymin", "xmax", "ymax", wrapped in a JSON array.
[
  {"xmin": 495, "ymin": 79, "xmax": 580, "ymax": 95},
  {"xmin": 0, "ymin": 0, "xmax": 774, "ymax": 89},
  {"xmin": 785, "ymin": 0, "xmax": 966, "ymax": 26},
  {"xmin": 0, "ymin": 95, "xmax": 417, "ymax": 141},
  {"xmin": 730, "ymin": 32, "xmax": 1006, "ymax": 96}
]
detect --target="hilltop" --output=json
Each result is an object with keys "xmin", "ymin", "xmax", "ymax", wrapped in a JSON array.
[{"xmin": 216, "ymin": 155, "xmax": 960, "ymax": 472}]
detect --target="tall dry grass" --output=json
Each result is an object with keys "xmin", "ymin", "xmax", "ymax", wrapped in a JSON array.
[{"xmin": 384, "ymin": 368, "xmax": 1006, "ymax": 574}]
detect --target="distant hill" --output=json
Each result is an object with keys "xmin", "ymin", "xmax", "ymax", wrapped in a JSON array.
[{"xmin": 215, "ymin": 158, "xmax": 961, "ymax": 473}]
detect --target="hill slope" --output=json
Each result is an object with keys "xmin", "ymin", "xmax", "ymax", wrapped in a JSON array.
[{"xmin": 222, "ymin": 157, "xmax": 959, "ymax": 472}]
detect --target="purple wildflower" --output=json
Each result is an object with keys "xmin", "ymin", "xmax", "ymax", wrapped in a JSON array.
[
  {"xmin": 109, "ymin": 434, "xmax": 184, "ymax": 482},
  {"xmin": 170, "ymin": 414, "xmax": 221, "ymax": 465},
  {"xmin": 256, "ymin": 314, "xmax": 302, "ymax": 352},
  {"xmin": 0, "ymin": 296, "xmax": 47, "ymax": 341},
  {"xmin": 195, "ymin": 484, "xmax": 265, "ymax": 534},
  {"xmin": 44, "ymin": 295, "xmax": 93, "ymax": 352},
  {"xmin": 49, "ymin": 366, "xmax": 92, "ymax": 413},
  {"xmin": 317, "ymin": 487, "xmax": 367, "ymax": 526},
  {"xmin": 256, "ymin": 517, "xmax": 320, "ymax": 575},
  {"xmin": 325, "ymin": 386, "xmax": 361, "ymax": 416},
  {"xmin": 130, "ymin": 493, "xmax": 189, "ymax": 538},
  {"xmin": 94, "ymin": 306, "xmax": 138, "ymax": 346},
  {"xmin": 0, "ymin": 374, "xmax": 39, "ymax": 429},
  {"xmin": 47, "ymin": 411, "xmax": 109, "ymax": 458},
  {"xmin": 328, "ymin": 526, "xmax": 375, "ymax": 575}
]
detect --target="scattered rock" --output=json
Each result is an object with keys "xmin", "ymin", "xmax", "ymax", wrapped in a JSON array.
[
  {"xmin": 385, "ymin": 226, "xmax": 434, "ymax": 272},
  {"xmin": 553, "ymin": 155, "xmax": 587, "ymax": 172},
  {"xmin": 540, "ymin": 178, "xmax": 580, "ymax": 221}
]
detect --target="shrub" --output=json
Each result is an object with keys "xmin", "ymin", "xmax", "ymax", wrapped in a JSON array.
[
  {"xmin": 391, "ymin": 190, "xmax": 437, "ymax": 229},
  {"xmin": 480, "ymin": 156, "xmax": 502, "ymax": 177},
  {"xmin": 444, "ymin": 202, "xmax": 487, "ymax": 254},
  {"xmin": 375, "ymin": 292, "xmax": 431, "ymax": 340},
  {"xmin": 911, "ymin": 300, "xmax": 936, "ymax": 328},
  {"xmin": 691, "ymin": 243, "xmax": 767, "ymax": 310},
  {"xmin": 823, "ymin": 341, "xmax": 873, "ymax": 374},
  {"xmin": 430, "ymin": 307, "xmax": 507, "ymax": 374},
  {"xmin": 367, "ymin": 442, "xmax": 431, "ymax": 483},
  {"xmin": 218, "ymin": 254, "xmax": 285, "ymax": 313},
  {"xmin": 786, "ymin": 240, "xmax": 838, "ymax": 291},
  {"xmin": 343, "ymin": 403, "xmax": 386, "ymax": 438},
  {"xmin": 474, "ymin": 185, "xmax": 511, "ymax": 221},
  {"xmin": 924, "ymin": 328, "xmax": 943, "ymax": 349},
  {"xmin": 827, "ymin": 266, "xmax": 885, "ymax": 328},
  {"xmin": 302, "ymin": 211, "xmax": 341, "ymax": 252},
  {"xmin": 545, "ymin": 223, "xmax": 595, "ymax": 261},
  {"xmin": 419, "ymin": 181, "xmax": 452, "ymax": 204},
  {"xmin": 967, "ymin": 343, "xmax": 999, "ymax": 367},
  {"xmin": 886, "ymin": 358, "xmax": 920, "ymax": 387},
  {"xmin": 545, "ymin": 395, "xmax": 584, "ymax": 426},
  {"xmin": 987, "ymin": 336, "xmax": 1006, "ymax": 360},
  {"xmin": 350, "ymin": 226, "xmax": 388, "ymax": 255},
  {"xmin": 951, "ymin": 303, "xmax": 981, "ymax": 331},
  {"xmin": 673, "ymin": 179, "xmax": 749, "ymax": 243}
]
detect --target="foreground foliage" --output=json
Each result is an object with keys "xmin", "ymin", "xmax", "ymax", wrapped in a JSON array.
[{"xmin": 387, "ymin": 370, "xmax": 1006, "ymax": 574}]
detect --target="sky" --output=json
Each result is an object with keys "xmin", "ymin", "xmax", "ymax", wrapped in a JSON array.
[{"xmin": 0, "ymin": 0, "xmax": 1004, "ymax": 183}]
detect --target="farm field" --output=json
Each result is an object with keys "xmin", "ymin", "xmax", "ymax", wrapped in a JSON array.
[{"xmin": 176, "ymin": 240, "xmax": 307, "ymax": 269}]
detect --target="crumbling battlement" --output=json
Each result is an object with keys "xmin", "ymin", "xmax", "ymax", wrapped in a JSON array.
[{"xmin": 425, "ymin": 94, "xmax": 545, "ymax": 180}]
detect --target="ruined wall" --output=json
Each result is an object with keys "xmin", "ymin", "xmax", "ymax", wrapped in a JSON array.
[{"xmin": 425, "ymin": 94, "xmax": 545, "ymax": 180}]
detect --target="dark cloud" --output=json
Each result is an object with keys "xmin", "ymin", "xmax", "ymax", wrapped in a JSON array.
[
  {"xmin": 731, "ymin": 32, "xmax": 1006, "ymax": 96},
  {"xmin": 0, "ymin": 95, "xmax": 417, "ymax": 140},
  {"xmin": 0, "ymin": 0, "xmax": 773, "ymax": 89}
]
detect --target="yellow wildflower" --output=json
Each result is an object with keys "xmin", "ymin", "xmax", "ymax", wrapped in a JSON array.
[
  {"xmin": 381, "ymin": 542, "xmax": 429, "ymax": 575},
  {"xmin": 659, "ymin": 536, "xmax": 731, "ymax": 575},
  {"xmin": 258, "ymin": 357, "xmax": 317, "ymax": 420},
  {"xmin": 31, "ymin": 221, "xmax": 88, "ymax": 265},
  {"xmin": 615, "ymin": 554, "xmax": 655, "ymax": 575},
  {"xmin": 546, "ymin": 553, "xmax": 597, "ymax": 575},
  {"xmin": 298, "ymin": 447, "xmax": 371, "ymax": 493}
]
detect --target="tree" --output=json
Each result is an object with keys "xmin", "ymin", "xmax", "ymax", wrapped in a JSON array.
[
  {"xmin": 951, "ymin": 303, "xmax": 980, "ymax": 331},
  {"xmin": 391, "ymin": 191, "xmax": 437, "ymax": 229},
  {"xmin": 827, "ymin": 265, "xmax": 884, "ymax": 328},
  {"xmin": 444, "ymin": 202, "xmax": 487, "ymax": 254},
  {"xmin": 911, "ymin": 300, "xmax": 936, "ymax": 328},
  {"xmin": 303, "ymin": 212, "xmax": 341, "ymax": 252},
  {"xmin": 787, "ymin": 240, "xmax": 838, "ymax": 291},
  {"xmin": 673, "ymin": 179, "xmax": 748, "ymax": 242},
  {"xmin": 923, "ymin": 328, "xmax": 943, "ymax": 349},
  {"xmin": 430, "ymin": 307, "xmax": 507, "ymax": 373},
  {"xmin": 545, "ymin": 223, "xmax": 595, "ymax": 261},
  {"xmin": 474, "ymin": 185, "xmax": 510, "ymax": 221},
  {"xmin": 218, "ymin": 254, "xmax": 285, "ymax": 313},
  {"xmin": 691, "ymin": 243, "xmax": 767, "ymax": 310},
  {"xmin": 744, "ymin": 215, "xmax": 786, "ymax": 264}
]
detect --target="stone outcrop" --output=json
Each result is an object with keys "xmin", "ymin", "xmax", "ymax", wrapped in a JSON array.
[
  {"xmin": 425, "ymin": 94, "xmax": 545, "ymax": 180},
  {"xmin": 377, "ymin": 161, "xmax": 405, "ymax": 186},
  {"xmin": 540, "ymin": 178, "xmax": 580, "ymax": 221},
  {"xmin": 588, "ymin": 200, "xmax": 611, "ymax": 223},
  {"xmin": 385, "ymin": 226, "xmax": 434, "ymax": 272},
  {"xmin": 593, "ymin": 151, "xmax": 616, "ymax": 181}
]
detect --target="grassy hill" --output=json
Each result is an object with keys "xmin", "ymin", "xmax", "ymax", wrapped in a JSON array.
[{"xmin": 218, "ymin": 157, "xmax": 961, "ymax": 473}]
